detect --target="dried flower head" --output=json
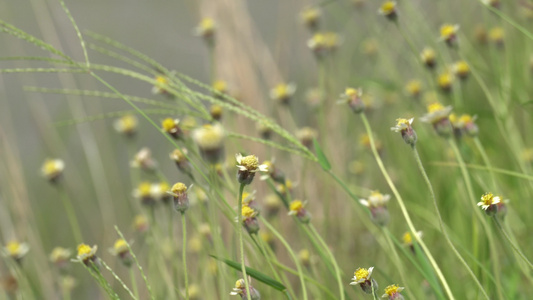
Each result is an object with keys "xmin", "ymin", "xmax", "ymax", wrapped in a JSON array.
[
  {"xmin": 170, "ymin": 148, "xmax": 190, "ymax": 172},
  {"xmin": 114, "ymin": 114, "xmax": 138, "ymax": 137},
  {"xmin": 230, "ymin": 279, "xmax": 261, "ymax": 299},
  {"xmin": 296, "ymin": 127, "xmax": 318, "ymax": 149},
  {"xmin": 41, "ymin": 158, "xmax": 65, "ymax": 183},
  {"xmin": 270, "ymin": 83, "xmax": 296, "ymax": 105}
]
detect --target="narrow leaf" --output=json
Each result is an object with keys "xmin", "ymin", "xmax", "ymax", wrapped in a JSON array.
[{"xmin": 313, "ymin": 138, "xmax": 331, "ymax": 171}]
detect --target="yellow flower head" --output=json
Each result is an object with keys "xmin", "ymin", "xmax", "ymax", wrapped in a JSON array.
[
  {"xmin": 152, "ymin": 75, "xmax": 169, "ymax": 94},
  {"xmin": 4, "ymin": 241, "xmax": 29, "ymax": 259},
  {"xmin": 477, "ymin": 193, "xmax": 501, "ymax": 210},
  {"xmin": 360, "ymin": 190, "xmax": 391, "ymax": 208},
  {"xmin": 383, "ymin": 284, "xmax": 405, "ymax": 298},
  {"xmin": 489, "ymin": 27, "xmax": 504, "ymax": 44},
  {"xmin": 324, "ymin": 32, "xmax": 342, "ymax": 50},
  {"xmin": 241, "ymin": 206, "xmax": 257, "ymax": 219},
  {"xmin": 405, "ymin": 80, "xmax": 422, "ymax": 96},
  {"xmin": 114, "ymin": 114, "xmax": 138, "ymax": 135},
  {"xmin": 300, "ymin": 6, "xmax": 321, "ymax": 28},
  {"xmin": 296, "ymin": 127, "xmax": 318, "ymax": 147},
  {"xmin": 230, "ymin": 279, "xmax": 246, "ymax": 295},
  {"xmin": 402, "ymin": 231, "xmax": 423, "ymax": 245},
  {"xmin": 440, "ymin": 24, "xmax": 460, "ymax": 41},
  {"xmin": 162, "ymin": 118, "xmax": 179, "ymax": 133},
  {"xmin": 289, "ymin": 200, "xmax": 304, "ymax": 215},
  {"xmin": 112, "ymin": 239, "xmax": 129, "ymax": 255},
  {"xmin": 420, "ymin": 47, "xmax": 436, "ymax": 67},
  {"xmin": 192, "ymin": 123, "xmax": 225, "ymax": 151},
  {"xmin": 195, "ymin": 18, "xmax": 216, "ymax": 38},
  {"xmin": 171, "ymin": 182, "xmax": 188, "ymax": 195},
  {"xmin": 350, "ymin": 267, "xmax": 374, "ymax": 285},
  {"xmin": 50, "ymin": 247, "xmax": 71, "ymax": 264},
  {"xmin": 420, "ymin": 102, "xmax": 453, "ymax": 124},
  {"xmin": 41, "ymin": 158, "xmax": 65, "ymax": 180},
  {"xmin": 212, "ymin": 80, "xmax": 228, "ymax": 94},
  {"xmin": 136, "ymin": 182, "xmax": 152, "ymax": 198},
  {"xmin": 379, "ymin": 1, "xmax": 396, "ymax": 17},
  {"xmin": 77, "ymin": 243, "xmax": 97, "ymax": 261},
  {"xmin": 270, "ymin": 83, "xmax": 296, "ymax": 103},
  {"xmin": 390, "ymin": 118, "xmax": 414, "ymax": 133},
  {"xmin": 131, "ymin": 147, "xmax": 155, "ymax": 169},
  {"xmin": 236, "ymin": 153, "xmax": 268, "ymax": 173},
  {"xmin": 170, "ymin": 148, "xmax": 188, "ymax": 163},
  {"xmin": 437, "ymin": 71, "xmax": 454, "ymax": 90},
  {"xmin": 307, "ymin": 32, "xmax": 327, "ymax": 52},
  {"xmin": 453, "ymin": 61, "xmax": 470, "ymax": 78},
  {"xmin": 133, "ymin": 214, "xmax": 149, "ymax": 233}
]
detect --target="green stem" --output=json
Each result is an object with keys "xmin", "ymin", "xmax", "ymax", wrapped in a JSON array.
[
  {"xmin": 57, "ymin": 186, "xmax": 83, "ymax": 243},
  {"xmin": 237, "ymin": 183, "xmax": 252, "ymax": 300},
  {"xmin": 381, "ymin": 228, "xmax": 409, "ymax": 297},
  {"xmin": 261, "ymin": 217, "xmax": 308, "ymax": 300},
  {"xmin": 412, "ymin": 146, "xmax": 490, "ymax": 299},
  {"xmin": 308, "ymin": 224, "xmax": 345, "ymax": 300},
  {"xmin": 360, "ymin": 113, "xmax": 455, "ymax": 300},
  {"xmin": 101, "ymin": 260, "xmax": 137, "ymax": 299},
  {"xmin": 493, "ymin": 217, "xmax": 533, "ymax": 269},
  {"xmin": 181, "ymin": 212, "xmax": 189, "ymax": 300},
  {"xmin": 473, "ymin": 137, "xmax": 498, "ymax": 189},
  {"xmin": 130, "ymin": 268, "xmax": 139, "ymax": 300}
]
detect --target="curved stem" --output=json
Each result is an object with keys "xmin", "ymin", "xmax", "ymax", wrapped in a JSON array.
[
  {"xmin": 308, "ymin": 224, "xmax": 345, "ymax": 300},
  {"xmin": 130, "ymin": 268, "xmax": 139, "ymax": 300},
  {"xmin": 473, "ymin": 137, "xmax": 498, "ymax": 189},
  {"xmin": 57, "ymin": 185, "xmax": 83, "ymax": 243},
  {"xmin": 360, "ymin": 113, "xmax": 455, "ymax": 300},
  {"xmin": 237, "ymin": 183, "xmax": 252, "ymax": 300},
  {"xmin": 261, "ymin": 217, "xmax": 308, "ymax": 300},
  {"xmin": 493, "ymin": 217, "xmax": 533, "ymax": 269},
  {"xmin": 181, "ymin": 212, "xmax": 189, "ymax": 300},
  {"xmin": 412, "ymin": 146, "xmax": 490, "ymax": 299}
]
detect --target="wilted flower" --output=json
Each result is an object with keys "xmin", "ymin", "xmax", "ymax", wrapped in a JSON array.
[
  {"xmin": 3, "ymin": 241, "xmax": 29, "ymax": 262},
  {"xmin": 339, "ymin": 88, "xmax": 365, "ymax": 113},
  {"xmin": 382, "ymin": 284, "xmax": 405, "ymax": 299},
  {"xmin": 288, "ymin": 200, "xmax": 311, "ymax": 223},
  {"xmin": 360, "ymin": 191, "xmax": 391, "ymax": 226},
  {"xmin": 391, "ymin": 118, "xmax": 417, "ymax": 146},
  {"xmin": 50, "ymin": 247, "xmax": 71, "ymax": 270},
  {"xmin": 230, "ymin": 279, "xmax": 261, "ymax": 299},
  {"xmin": 478, "ymin": 192, "xmax": 501, "ymax": 216},
  {"xmin": 41, "ymin": 158, "xmax": 65, "ymax": 183},
  {"xmin": 76, "ymin": 243, "xmax": 98, "ymax": 266},
  {"xmin": 130, "ymin": 147, "xmax": 157, "ymax": 171},
  {"xmin": 350, "ymin": 267, "xmax": 378, "ymax": 294},
  {"xmin": 440, "ymin": 24, "xmax": 460, "ymax": 46},
  {"xmin": 113, "ymin": 114, "xmax": 138, "ymax": 137},
  {"xmin": 161, "ymin": 118, "xmax": 183, "ymax": 140},
  {"xmin": 420, "ymin": 102, "xmax": 453, "ymax": 137},
  {"xmin": 193, "ymin": 123, "xmax": 225, "ymax": 164},
  {"xmin": 169, "ymin": 182, "xmax": 190, "ymax": 213},
  {"xmin": 270, "ymin": 83, "xmax": 296, "ymax": 105},
  {"xmin": 379, "ymin": 1, "xmax": 397, "ymax": 20},
  {"xmin": 235, "ymin": 154, "xmax": 268, "ymax": 185},
  {"xmin": 109, "ymin": 239, "xmax": 132, "ymax": 267},
  {"xmin": 420, "ymin": 47, "xmax": 436, "ymax": 69}
]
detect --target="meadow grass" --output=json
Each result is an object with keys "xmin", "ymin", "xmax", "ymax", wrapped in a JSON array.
[{"xmin": 1, "ymin": 0, "xmax": 533, "ymax": 299}]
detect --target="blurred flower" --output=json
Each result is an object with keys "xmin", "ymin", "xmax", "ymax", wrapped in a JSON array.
[
  {"xmin": 362, "ymin": 39, "xmax": 379, "ymax": 57},
  {"xmin": 453, "ymin": 61, "xmax": 470, "ymax": 80},
  {"xmin": 134, "ymin": 182, "xmax": 156, "ymax": 206},
  {"xmin": 170, "ymin": 148, "xmax": 190, "ymax": 172},
  {"xmin": 169, "ymin": 182, "xmax": 190, "ymax": 213},
  {"xmin": 264, "ymin": 194, "xmax": 282, "ymax": 217},
  {"xmin": 193, "ymin": 123, "xmax": 225, "ymax": 164},
  {"xmin": 352, "ymin": 0, "xmax": 367, "ymax": 9},
  {"xmin": 151, "ymin": 182, "xmax": 171, "ymax": 204},
  {"xmin": 236, "ymin": 154, "xmax": 268, "ymax": 185},
  {"xmin": 379, "ymin": 1, "xmax": 397, "ymax": 20},
  {"xmin": 437, "ymin": 71, "xmax": 454, "ymax": 92},
  {"xmin": 76, "ymin": 243, "xmax": 98, "ymax": 266},
  {"xmin": 161, "ymin": 118, "xmax": 183, "ymax": 140},
  {"xmin": 3, "ymin": 241, "xmax": 29, "ymax": 262},
  {"xmin": 405, "ymin": 80, "xmax": 422, "ymax": 98},
  {"xmin": 41, "ymin": 158, "xmax": 65, "ymax": 183},
  {"xmin": 298, "ymin": 249, "xmax": 312, "ymax": 267},
  {"xmin": 350, "ymin": 267, "xmax": 378, "ymax": 294},
  {"xmin": 474, "ymin": 24, "xmax": 488, "ymax": 44},
  {"xmin": 241, "ymin": 206, "xmax": 260, "ymax": 234},
  {"xmin": 288, "ymin": 200, "xmax": 311, "ymax": 223},
  {"xmin": 348, "ymin": 160, "xmax": 365, "ymax": 175},
  {"xmin": 420, "ymin": 47, "xmax": 436, "ymax": 69},
  {"xmin": 360, "ymin": 191, "xmax": 391, "ymax": 226},
  {"xmin": 522, "ymin": 148, "xmax": 533, "ymax": 163},
  {"xmin": 296, "ymin": 127, "xmax": 318, "ymax": 148},
  {"xmin": 256, "ymin": 121, "xmax": 273, "ymax": 140},
  {"xmin": 210, "ymin": 104, "xmax": 223, "ymax": 121},
  {"xmin": 109, "ymin": 239, "xmax": 132, "ymax": 267},
  {"xmin": 489, "ymin": 27, "xmax": 504, "ymax": 47},
  {"xmin": 212, "ymin": 79, "xmax": 228, "ymax": 98},
  {"xmin": 276, "ymin": 179, "xmax": 295, "ymax": 196},
  {"xmin": 402, "ymin": 231, "xmax": 423, "ymax": 247},
  {"xmin": 50, "ymin": 247, "xmax": 71, "ymax": 270},
  {"xmin": 457, "ymin": 114, "xmax": 478, "ymax": 136},
  {"xmin": 270, "ymin": 83, "xmax": 296, "ymax": 105},
  {"xmin": 260, "ymin": 159, "xmax": 285, "ymax": 184},
  {"xmin": 307, "ymin": 32, "xmax": 327, "ymax": 56},
  {"xmin": 130, "ymin": 147, "xmax": 157, "ymax": 171},
  {"xmin": 391, "ymin": 118, "xmax": 417, "ymax": 146},
  {"xmin": 324, "ymin": 32, "xmax": 342, "ymax": 52},
  {"xmin": 189, "ymin": 284, "xmax": 201, "ymax": 300},
  {"xmin": 440, "ymin": 24, "xmax": 460, "ymax": 46},
  {"xmin": 152, "ymin": 75, "xmax": 170, "ymax": 95},
  {"xmin": 195, "ymin": 17, "xmax": 216, "ymax": 44},
  {"xmin": 382, "ymin": 284, "xmax": 405, "ymax": 299},
  {"xmin": 478, "ymin": 192, "xmax": 501, "ymax": 216},
  {"xmin": 300, "ymin": 6, "xmax": 321, "ymax": 31},
  {"xmin": 482, "ymin": 0, "xmax": 500, "ymax": 8},
  {"xmin": 230, "ymin": 279, "xmax": 261, "ymax": 299},
  {"xmin": 338, "ymin": 87, "xmax": 365, "ymax": 113},
  {"xmin": 133, "ymin": 214, "xmax": 149, "ymax": 233},
  {"xmin": 420, "ymin": 102, "xmax": 453, "ymax": 137},
  {"xmin": 113, "ymin": 114, "xmax": 138, "ymax": 137}
]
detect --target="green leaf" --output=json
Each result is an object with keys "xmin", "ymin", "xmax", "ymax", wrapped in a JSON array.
[
  {"xmin": 313, "ymin": 138, "xmax": 331, "ymax": 171},
  {"xmin": 209, "ymin": 255, "xmax": 286, "ymax": 291}
]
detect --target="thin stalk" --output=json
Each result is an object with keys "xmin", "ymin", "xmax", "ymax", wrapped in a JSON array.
[
  {"xmin": 493, "ymin": 217, "xmax": 533, "ymax": 269},
  {"xmin": 473, "ymin": 137, "xmax": 498, "ymax": 189},
  {"xmin": 412, "ymin": 146, "xmax": 490, "ymax": 299},
  {"xmin": 181, "ymin": 212, "xmax": 189, "ymax": 300},
  {"xmin": 130, "ymin": 268, "xmax": 139, "ymax": 300},
  {"xmin": 101, "ymin": 260, "xmax": 137, "ymax": 300},
  {"xmin": 56, "ymin": 185, "xmax": 83, "ymax": 243},
  {"xmin": 308, "ymin": 224, "xmax": 345, "ymax": 300},
  {"xmin": 360, "ymin": 113, "xmax": 455, "ymax": 300},
  {"xmin": 237, "ymin": 183, "xmax": 252, "ymax": 300},
  {"xmin": 261, "ymin": 217, "xmax": 308, "ymax": 300},
  {"xmin": 381, "ymin": 227, "xmax": 409, "ymax": 298}
]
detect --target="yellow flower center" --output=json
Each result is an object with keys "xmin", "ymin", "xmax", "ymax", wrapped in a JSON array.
[
  {"xmin": 395, "ymin": 118, "xmax": 410, "ymax": 127},
  {"xmin": 449, "ymin": 113, "xmax": 458, "ymax": 124},
  {"xmin": 438, "ymin": 73, "xmax": 453, "ymax": 87},
  {"xmin": 384, "ymin": 284, "xmax": 402, "ymax": 296},
  {"xmin": 77, "ymin": 244, "xmax": 93, "ymax": 257},
  {"xmin": 6, "ymin": 241, "xmax": 20, "ymax": 256},
  {"xmin": 345, "ymin": 88, "xmax": 358, "ymax": 97},
  {"xmin": 162, "ymin": 118, "xmax": 176, "ymax": 132},
  {"xmin": 480, "ymin": 193, "xmax": 496, "ymax": 206},
  {"xmin": 240, "ymin": 155, "xmax": 259, "ymax": 171},
  {"xmin": 421, "ymin": 48, "xmax": 435, "ymax": 62},
  {"xmin": 241, "ymin": 206, "xmax": 256, "ymax": 218},
  {"xmin": 113, "ymin": 239, "xmax": 128, "ymax": 253},
  {"xmin": 212, "ymin": 80, "xmax": 227, "ymax": 93},
  {"xmin": 440, "ymin": 24, "xmax": 457, "ymax": 39},
  {"xmin": 155, "ymin": 75, "xmax": 168, "ymax": 85},
  {"xmin": 381, "ymin": 1, "xmax": 396, "ymax": 14},
  {"xmin": 459, "ymin": 114, "xmax": 473, "ymax": 124},
  {"xmin": 402, "ymin": 232, "xmax": 412, "ymax": 244},
  {"xmin": 489, "ymin": 27, "xmax": 504, "ymax": 41},
  {"xmin": 427, "ymin": 102, "xmax": 445, "ymax": 113},
  {"xmin": 171, "ymin": 182, "xmax": 187, "ymax": 195},
  {"xmin": 200, "ymin": 18, "xmax": 215, "ymax": 31},
  {"xmin": 119, "ymin": 115, "xmax": 137, "ymax": 132},
  {"xmin": 274, "ymin": 84, "xmax": 289, "ymax": 99},
  {"xmin": 455, "ymin": 61, "xmax": 469, "ymax": 74},
  {"xmin": 290, "ymin": 200, "xmax": 304, "ymax": 212},
  {"xmin": 138, "ymin": 182, "xmax": 152, "ymax": 197},
  {"xmin": 235, "ymin": 279, "xmax": 245, "ymax": 289},
  {"xmin": 354, "ymin": 268, "xmax": 369, "ymax": 280}
]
